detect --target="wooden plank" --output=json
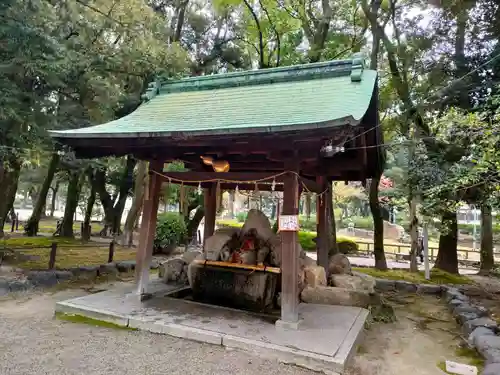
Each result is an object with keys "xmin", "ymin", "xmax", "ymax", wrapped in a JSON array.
[
  {"xmin": 280, "ymin": 169, "xmax": 300, "ymax": 324},
  {"xmin": 134, "ymin": 160, "xmax": 163, "ymax": 296},
  {"xmin": 192, "ymin": 260, "xmax": 281, "ymax": 274}
]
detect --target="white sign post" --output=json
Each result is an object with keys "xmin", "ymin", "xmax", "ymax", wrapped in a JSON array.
[{"xmin": 279, "ymin": 215, "xmax": 299, "ymax": 232}]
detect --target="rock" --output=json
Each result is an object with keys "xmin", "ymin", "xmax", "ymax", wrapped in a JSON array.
[
  {"xmin": 301, "ymin": 286, "xmax": 380, "ymax": 309},
  {"xmin": 467, "ymin": 327, "xmax": 496, "ymax": 348},
  {"xmin": 416, "ymin": 284, "xmax": 443, "ymax": 295},
  {"xmin": 55, "ymin": 270, "xmax": 73, "ymax": 281},
  {"xmin": 453, "ymin": 304, "xmax": 488, "ymax": 319},
  {"xmin": 98, "ymin": 263, "xmax": 118, "ymax": 276},
  {"xmin": 8, "ymin": 279, "xmax": 31, "ymax": 293},
  {"xmin": 150, "ymin": 259, "xmax": 160, "ymax": 270},
  {"xmin": 446, "ymin": 288, "xmax": 468, "ymax": 303},
  {"xmin": 331, "ymin": 273, "xmax": 375, "ymax": 293},
  {"xmin": 456, "ymin": 311, "xmax": 480, "ymax": 325},
  {"xmin": 115, "ymin": 260, "xmax": 136, "ymax": 272},
  {"xmin": 159, "ymin": 258, "xmax": 185, "ymax": 283},
  {"xmin": 304, "ymin": 265, "xmax": 327, "ymax": 288},
  {"xmin": 475, "ymin": 335, "xmax": 500, "ymax": 364},
  {"xmin": 268, "ymin": 236, "xmax": 303, "ymax": 267},
  {"xmin": 463, "ymin": 317, "xmax": 498, "ymax": 336},
  {"xmin": 26, "ymin": 271, "xmax": 58, "ymax": 287},
  {"xmin": 301, "ymin": 256, "xmax": 317, "ymax": 267},
  {"xmin": 449, "ymin": 299, "xmax": 465, "ymax": 311},
  {"xmin": 182, "ymin": 250, "xmax": 202, "ymax": 265},
  {"xmin": 459, "ymin": 285, "xmax": 488, "ymax": 297},
  {"xmin": 375, "ymin": 279, "xmax": 396, "ymax": 292},
  {"xmin": 483, "ymin": 363, "xmax": 500, "ymax": 375},
  {"xmin": 394, "ymin": 280, "xmax": 418, "ymax": 293},
  {"xmin": 240, "ymin": 209, "xmax": 274, "ymax": 243},
  {"xmin": 204, "ymin": 232, "xmax": 233, "ymax": 261},
  {"xmin": 328, "ymin": 253, "xmax": 352, "ymax": 275},
  {"xmin": 0, "ymin": 279, "xmax": 10, "ymax": 296}
]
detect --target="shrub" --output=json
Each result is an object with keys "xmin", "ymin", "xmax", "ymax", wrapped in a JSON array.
[
  {"xmin": 335, "ymin": 237, "xmax": 359, "ymax": 255},
  {"xmin": 154, "ymin": 213, "xmax": 187, "ymax": 254},
  {"xmin": 217, "ymin": 219, "xmax": 243, "ymax": 228},
  {"xmin": 298, "ymin": 231, "xmax": 316, "ymax": 251},
  {"xmin": 235, "ymin": 212, "xmax": 247, "ymax": 223},
  {"xmin": 299, "ymin": 218, "xmax": 316, "ymax": 232}
]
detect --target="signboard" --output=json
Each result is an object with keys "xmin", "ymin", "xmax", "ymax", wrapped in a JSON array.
[{"xmin": 278, "ymin": 215, "xmax": 299, "ymax": 232}]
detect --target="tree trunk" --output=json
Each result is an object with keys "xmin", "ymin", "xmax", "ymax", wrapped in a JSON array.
[
  {"xmin": 408, "ymin": 196, "xmax": 419, "ymax": 272},
  {"xmin": 305, "ymin": 193, "xmax": 312, "ymax": 220},
  {"xmin": 49, "ymin": 181, "xmax": 60, "ymax": 217},
  {"xmin": 369, "ymin": 176, "xmax": 387, "ymax": 270},
  {"xmin": 95, "ymin": 157, "xmax": 136, "ymax": 236},
  {"xmin": 121, "ymin": 161, "xmax": 147, "ymax": 246},
  {"xmin": 479, "ymin": 203, "xmax": 494, "ymax": 275},
  {"xmin": 0, "ymin": 160, "xmax": 21, "ymax": 238},
  {"xmin": 25, "ymin": 154, "xmax": 59, "ymax": 236},
  {"xmin": 60, "ymin": 171, "xmax": 82, "ymax": 238},
  {"xmin": 187, "ymin": 206, "xmax": 204, "ymax": 244},
  {"xmin": 82, "ymin": 184, "xmax": 96, "ymax": 242},
  {"xmin": 434, "ymin": 211, "xmax": 459, "ymax": 274},
  {"xmin": 228, "ymin": 190, "xmax": 235, "ymax": 219}
]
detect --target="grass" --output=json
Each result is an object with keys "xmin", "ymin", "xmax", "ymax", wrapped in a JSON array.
[
  {"xmin": 1, "ymin": 237, "xmax": 136, "ymax": 270},
  {"xmin": 55, "ymin": 311, "xmax": 137, "ymax": 330},
  {"xmin": 436, "ymin": 347, "xmax": 484, "ymax": 373},
  {"xmin": 8, "ymin": 219, "xmax": 105, "ymax": 235},
  {"xmin": 353, "ymin": 267, "xmax": 473, "ymax": 285}
]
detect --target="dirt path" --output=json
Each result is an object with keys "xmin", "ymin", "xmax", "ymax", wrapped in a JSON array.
[
  {"xmin": 347, "ymin": 294, "xmax": 476, "ymax": 375},
  {"xmin": 0, "ymin": 287, "xmax": 474, "ymax": 375}
]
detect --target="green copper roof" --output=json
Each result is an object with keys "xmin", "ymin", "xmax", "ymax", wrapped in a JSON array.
[{"xmin": 51, "ymin": 56, "xmax": 377, "ymax": 139}]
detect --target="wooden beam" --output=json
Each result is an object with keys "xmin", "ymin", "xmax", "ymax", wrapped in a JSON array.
[
  {"xmin": 134, "ymin": 160, "xmax": 163, "ymax": 297},
  {"xmin": 278, "ymin": 169, "xmax": 300, "ymax": 327},
  {"xmin": 203, "ymin": 183, "xmax": 217, "ymax": 242},
  {"xmin": 316, "ymin": 176, "xmax": 330, "ymax": 274}
]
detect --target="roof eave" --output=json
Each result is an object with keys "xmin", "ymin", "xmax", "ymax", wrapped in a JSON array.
[{"xmin": 50, "ymin": 116, "xmax": 362, "ymax": 140}]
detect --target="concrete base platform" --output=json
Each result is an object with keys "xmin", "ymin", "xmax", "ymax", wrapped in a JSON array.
[{"xmin": 55, "ymin": 280, "xmax": 368, "ymax": 374}]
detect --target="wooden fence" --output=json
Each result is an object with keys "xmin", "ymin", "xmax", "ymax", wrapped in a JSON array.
[
  {"xmin": 354, "ymin": 239, "xmax": 500, "ymax": 263},
  {"xmin": 0, "ymin": 241, "xmax": 116, "ymax": 270}
]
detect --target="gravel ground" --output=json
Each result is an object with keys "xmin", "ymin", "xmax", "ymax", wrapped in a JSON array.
[{"xmin": 0, "ymin": 290, "xmax": 314, "ymax": 375}]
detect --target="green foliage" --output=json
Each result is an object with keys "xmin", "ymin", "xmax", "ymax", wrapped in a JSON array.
[
  {"xmin": 235, "ymin": 212, "xmax": 247, "ymax": 223},
  {"xmin": 154, "ymin": 213, "xmax": 187, "ymax": 251},
  {"xmin": 336, "ymin": 237, "xmax": 360, "ymax": 255}
]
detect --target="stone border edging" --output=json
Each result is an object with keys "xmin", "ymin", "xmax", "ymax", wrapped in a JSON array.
[
  {"xmin": 0, "ymin": 260, "xmax": 159, "ymax": 295},
  {"xmin": 374, "ymin": 278, "xmax": 499, "ymax": 375}
]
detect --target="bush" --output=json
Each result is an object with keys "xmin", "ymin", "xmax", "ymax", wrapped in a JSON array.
[
  {"xmin": 217, "ymin": 219, "xmax": 243, "ymax": 228},
  {"xmin": 235, "ymin": 212, "xmax": 247, "ymax": 223},
  {"xmin": 298, "ymin": 231, "xmax": 316, "ymax": 251},
  {"xmin": 299, "ymin": 218, "xmax": 316, "ymax": 232},
  {"xmin": 154, "ymin": 213, "xmax": 187, "ymax": 254},
  {"xmin": 336, "ymin": 237, "xmax": 359, "ymax": 255}
]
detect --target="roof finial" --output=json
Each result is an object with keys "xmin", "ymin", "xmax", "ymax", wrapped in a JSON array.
[
  {"xmin": 141, "ymin": 79, "xmax": 161, "ymax": 102},
  {"xmin": 350, "ymin": 53, "xmax": 365, "ymax": 82}
]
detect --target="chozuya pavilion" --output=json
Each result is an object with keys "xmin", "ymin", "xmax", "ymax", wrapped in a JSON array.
[{"xmin": 52, "ymin": 54, "xmax": 384, "ymax": 374}]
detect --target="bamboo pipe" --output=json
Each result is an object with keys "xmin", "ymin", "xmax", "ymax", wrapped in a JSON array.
[{"xmin": 192, "ymin": 259, "xmax": 281, "ymax": 274}]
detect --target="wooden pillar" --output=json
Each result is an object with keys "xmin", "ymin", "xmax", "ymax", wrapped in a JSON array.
[
  {"xmin": 316, "ymin": 176, "xmax": 330, "ymax": 273},
  {"xmin": 134, "ymin": 160, "xmax": 162, "ymax": 297},
  {"xmin": 277, "ymin": 169, "xmax": 301, "ymax": 329},
  {"xmin": 203, "ymin": 182, "xmax": 217, "ymax": 242}
]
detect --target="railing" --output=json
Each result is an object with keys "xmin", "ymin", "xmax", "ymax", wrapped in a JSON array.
[
  {"xmin": 0, "ymin": 241, "xmax": 116, "ymax": 270},
  {"xmin": 354, "ymin": 239, "xmax": 500, "ymax": 263}
]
